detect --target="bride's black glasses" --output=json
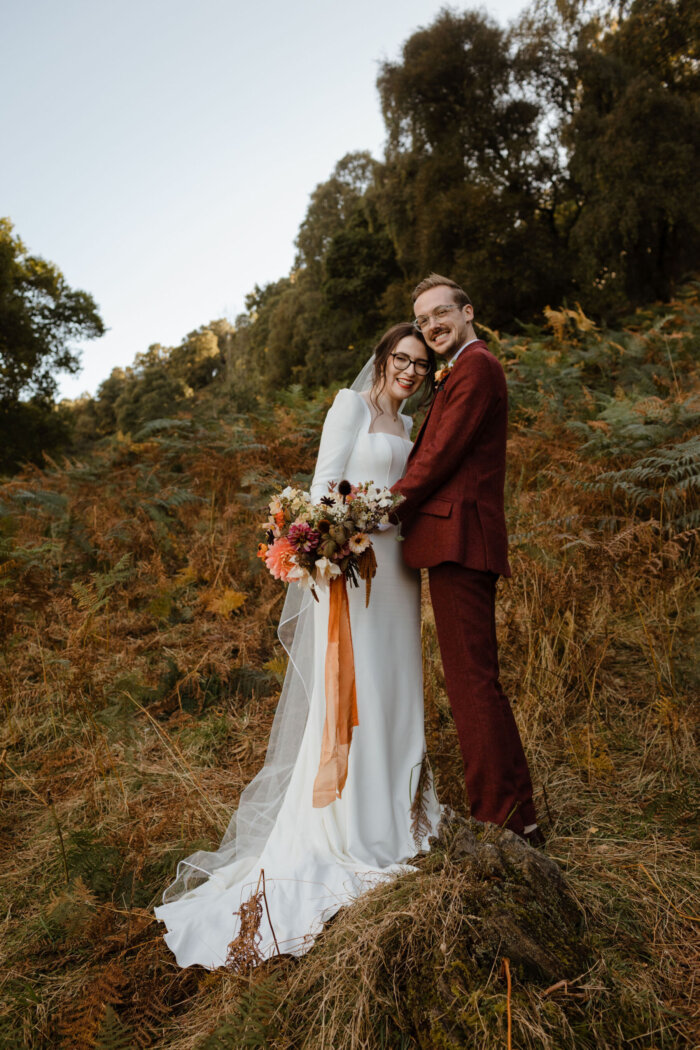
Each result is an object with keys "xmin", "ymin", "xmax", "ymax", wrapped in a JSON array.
[{"xmin": 390, "ymin": 352, "xmax": 432, "ymax": 376}]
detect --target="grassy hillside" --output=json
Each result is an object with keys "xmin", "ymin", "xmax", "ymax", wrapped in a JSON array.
[{"xmin": 1, "ymin": 286, "xmax": 698, "ymax": 1049}]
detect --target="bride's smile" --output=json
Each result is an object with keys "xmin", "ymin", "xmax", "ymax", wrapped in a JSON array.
[
  {"xmin": 385, "ymin": 336, "xmax": 430, "ymax": 397},
  {"xmin": 374, "ymin": 334, "xmax": 431, "ymax": 420}
]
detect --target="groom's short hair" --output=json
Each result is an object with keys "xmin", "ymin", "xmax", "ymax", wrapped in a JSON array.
[{"xmin": 412, "ymin": 273, "xmax": 472, "ymax": 309}]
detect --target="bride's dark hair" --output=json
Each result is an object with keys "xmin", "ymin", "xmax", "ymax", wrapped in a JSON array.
[{"xmin": 370, "ymin": 323, "xmax": 436, "ymax": 414}]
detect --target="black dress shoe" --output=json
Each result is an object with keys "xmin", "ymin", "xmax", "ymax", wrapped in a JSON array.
[{"xmin": 522, "ymin": 826, "xmax": 546, "ymax": 849}]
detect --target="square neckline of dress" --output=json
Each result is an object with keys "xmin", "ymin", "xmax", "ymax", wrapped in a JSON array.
[{"xmin": 354, "ymin": 390, "xmax": 412, "ymax": 442}]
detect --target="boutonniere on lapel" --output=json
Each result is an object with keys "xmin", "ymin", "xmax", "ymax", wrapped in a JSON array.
[{"xmin": 434, "ymin": 360, "xmax": 455, "ymax": 390}]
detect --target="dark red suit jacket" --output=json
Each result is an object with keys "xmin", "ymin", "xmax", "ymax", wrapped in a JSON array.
[{"xmin": 392, "ymin": 340, "xmax": 511, "ymax": 576}]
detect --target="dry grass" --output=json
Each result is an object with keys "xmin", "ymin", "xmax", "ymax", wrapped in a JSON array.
[{"xmin": 1, "ymin": 295, "xmax": 699, "ymax": 1049}]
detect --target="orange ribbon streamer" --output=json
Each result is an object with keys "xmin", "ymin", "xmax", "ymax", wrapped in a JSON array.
[{"xmin": 312, "ymin": 575, "xmax": 359, "ymax": 807}]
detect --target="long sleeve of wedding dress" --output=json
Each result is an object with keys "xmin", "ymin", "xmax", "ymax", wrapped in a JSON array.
[
  {"xmin": 154, "ymin": 387, "xmax": 441, "ymax": 969},
  {"xmin": 310, "ymin": 388, "xmax": 366, "ymax": 503}
]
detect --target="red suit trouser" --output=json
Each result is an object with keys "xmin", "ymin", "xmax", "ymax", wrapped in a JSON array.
[{"xmin": 428, "ymin": 563, "xmax": 537, "ymax": 833}]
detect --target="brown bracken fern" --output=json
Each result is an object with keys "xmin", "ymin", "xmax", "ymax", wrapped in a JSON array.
[
  {"xmin": 409, "ymin": 754, "xmax": 433, "ymax": 850},
  {"xmin": 224, "ymin": 872, "xmax": 265, "ymax": 974}
]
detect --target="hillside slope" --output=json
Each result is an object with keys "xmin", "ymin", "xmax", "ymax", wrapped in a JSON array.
[{"xmin": 1, "ymin": 288, "xmax": 698, "ymax": 1049}]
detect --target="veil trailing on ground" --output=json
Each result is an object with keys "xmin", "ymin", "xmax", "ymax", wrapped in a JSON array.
[{"xmin": 161, "ymin": 357, "xmax": 377, "ymax": 903}]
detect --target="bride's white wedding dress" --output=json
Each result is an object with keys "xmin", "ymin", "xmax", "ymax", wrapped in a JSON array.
[{"xmin": 155, "ymin": 388, "xmax": 441, "ymax": 968}]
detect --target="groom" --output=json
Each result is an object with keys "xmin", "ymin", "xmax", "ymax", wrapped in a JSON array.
[{"xmin": 392, "ymin": 273, "xmax": 542, "ymax": 846}]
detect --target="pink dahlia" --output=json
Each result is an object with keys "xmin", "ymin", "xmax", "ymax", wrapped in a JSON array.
[
  {"xmin": 288, "ymin": 521, "xmax": 321, "ymax": 553},
  {"xmin": 264, "ymin": 537, "xmax": 297, "ymax": 581}
]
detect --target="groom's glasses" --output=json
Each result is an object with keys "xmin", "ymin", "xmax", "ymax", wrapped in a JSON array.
[
  {"xmin": 390, "ymin": 352, "xmax": 432, "ymax": 376},
  {"xmin": 413, "ymin": 303, "xmax": 460, "ymax": 332}
]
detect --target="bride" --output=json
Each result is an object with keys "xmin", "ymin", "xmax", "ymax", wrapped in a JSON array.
[{"xmin": 155, "ymin": 323, "xmax": 442, "ymax": 968}]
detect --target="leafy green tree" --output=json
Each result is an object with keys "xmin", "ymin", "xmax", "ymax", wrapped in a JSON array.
[
  {"xmin": 218, "ymin": 314, "xmax": 267, "ymax": 410},
  {"xmin": 86, "ymin": 367, "xmax": 128, "ymax": 437},
  {"xmin": 75, "ymin": 320, "xmax": 238, "ymax": 440},
  {"xmin": 0, "ymin": 219, "xmax": 104, "ymax": 471},
  {"xmin": 322, "ymin": 214, "xmax": 399, "ymax": 316},
  {"xmin": 170, "ymin": 325, "xmax": 224, "ymax": 390},
  {"xmin": 295, "ymin": 153, "xmax": 379, "ymax": 277},
  {"xmin": 295, "ymin": 210, "xmax": 400, "ymax": 386},
  {"xmin": 375, "ymin": 9, "xmax": 569, "ymax": 325},
  {"xmin": 111, "ymin": 345, "xmax": 188, "ymax": 434},
  {"xmin": 566, "ymin": 0, "xmax": 700, "ymax": 313},
  {"xmin": 238, "ymin": 277, "xmax": 314, "ymax": 389},
  {"xmin": 255, "ymin": 153, "xmax": 400, "ymax": 388}
]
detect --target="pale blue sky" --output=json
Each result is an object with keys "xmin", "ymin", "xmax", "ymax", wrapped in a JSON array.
[{"xmin": 2, "ymin": 0, "xmax": 527, "ymax": 400}]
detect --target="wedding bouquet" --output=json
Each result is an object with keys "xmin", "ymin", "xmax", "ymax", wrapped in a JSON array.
[{"xmin": 258, "ymin": 480, "xmax": 403, "ymax": 604}]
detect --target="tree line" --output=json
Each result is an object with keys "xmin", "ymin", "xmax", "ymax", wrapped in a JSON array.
[{"xmin": 1, "ymin": 0, "xmax": 698, "ymax": 469}]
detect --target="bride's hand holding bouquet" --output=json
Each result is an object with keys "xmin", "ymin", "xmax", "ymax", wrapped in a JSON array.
[{"xmin": 258, "ymin": 479, "xmax": 403, "ymax": 606}]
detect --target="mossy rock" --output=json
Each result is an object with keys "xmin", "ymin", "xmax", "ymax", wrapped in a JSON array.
[
  {"xmin": 401, "ymin": 815, "xmax": 590, "ymax": 1048},
  {"xmin": 429, "ymin": 814, "xmax": 587, "ymax": 982},
  {"xmin": 257, "ymin": 814, "xmax": 592, "ymax": 1050}
]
